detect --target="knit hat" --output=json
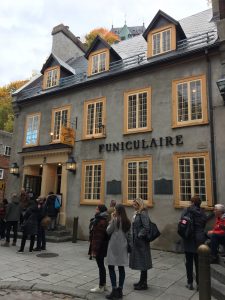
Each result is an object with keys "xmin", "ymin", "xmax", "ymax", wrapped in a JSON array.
[{"xmin": 97, "ymin": 204, "xmax": 107, "ymax": 213}]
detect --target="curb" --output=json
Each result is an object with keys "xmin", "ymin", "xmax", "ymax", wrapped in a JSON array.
[{"xmin": 0, "ymin": 281, "xmax": 87, "ymax": 299}]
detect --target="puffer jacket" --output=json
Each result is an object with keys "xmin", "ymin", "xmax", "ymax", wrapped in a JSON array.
[{"xmin": 5, "ymin": 195, "xmax": 21, "ymax": 222}]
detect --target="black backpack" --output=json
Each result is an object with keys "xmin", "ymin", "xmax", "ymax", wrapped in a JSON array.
[{"xmin": 177, "ymin": 210, "xmax": 194, "ymax": 239}]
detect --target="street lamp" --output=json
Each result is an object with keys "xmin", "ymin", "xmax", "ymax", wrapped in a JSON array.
[
  {"xmin": 216, "ymin": 77, "xmax": 225, "ymax": 104},
  {"xmin": 9, "ymin": 162, "xmax": 19, "ymax": 177},
  {"xmin": 66, "ymin": 157, "xmax": 76, "ymax": 173}
]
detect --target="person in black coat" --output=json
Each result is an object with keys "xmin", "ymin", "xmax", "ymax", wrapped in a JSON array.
[
  {"xmin": 181, "ymin": 195, "xmax": 208, "ymax": 290},
  {"xmin": 17, "ymin": 200, "xmax": 39, "ymax": 253},
  {"xmin": 33, "ymin": 197, "xmax": 47, "ymax": 251},
  {"xmin": 45, "ymin": 192, "xmax": 59, "ymax": 230}
]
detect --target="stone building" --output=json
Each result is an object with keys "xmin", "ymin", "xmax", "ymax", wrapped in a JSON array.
[{"xmin": 8, "ymin": 0, "xmax": 225, "ymax": 250}]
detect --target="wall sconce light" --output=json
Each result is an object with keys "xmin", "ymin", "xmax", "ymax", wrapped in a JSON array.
[
  {"xmin": 217, "ymin": 77, "xmax": 225, "ymax": 104},
  {"xmin": 9, "ymin": 162, "xmax": 19, "ymax": 177},
  {"xmin": 66, "ymin": 156, "xmax": 76, "ymax": 173}
]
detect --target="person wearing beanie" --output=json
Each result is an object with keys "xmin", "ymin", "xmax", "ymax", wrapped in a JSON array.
[
  {"xmin": 88, "ymin": 204, "xmax": 109, "ymax": 294},
  {"xmin": 208, "ymin": 204, "xmax": 225, "ymax": 263},
  {"xmin": 180, "ymin": 195, "xmax": 208, "ymax": 290},
  {"xmin": 129, "ymin": 198, "xmax": 152, "ymax": 291}
]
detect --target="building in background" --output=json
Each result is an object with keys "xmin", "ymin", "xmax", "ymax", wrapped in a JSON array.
[
  {"xmin": 111, "ymin": 23, "xmax": 146, "ymax": 40},
  {"xmin": 7, "ymin": 0, "xmax": 225, "ymax": 251},
  {"xmin": 0, "ymin": 130, "xmax": 12, "ymax": 200}
]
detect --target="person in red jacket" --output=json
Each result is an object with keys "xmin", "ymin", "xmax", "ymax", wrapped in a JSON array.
[{"xmin": 208, "ymin": 204, "xmax": 225, "ymax": 263}]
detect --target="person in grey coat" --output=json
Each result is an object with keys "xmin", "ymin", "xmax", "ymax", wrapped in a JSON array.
[
  {"xmin": 106, "ymin": 204, "xmax": 131, "ymax": 299},
  {"xmin": 180, "ymin": 195, "xmax": 208, "ymax": 290},
  {"xmin": 1, "ymin": 194, "xmax": 21, "ymax": 247},
  {"xmin": 129, "ymin": 198, "xmax": 152, "ymax": 290}
]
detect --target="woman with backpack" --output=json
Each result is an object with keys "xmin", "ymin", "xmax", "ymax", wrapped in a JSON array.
[
  {"xmin": 105, "ymin": 204, "xmax": 131, "ymax": 299},
  {"xmin": 129, "ymin": 198, "xmax": 152, "ymax": 291},
  {"xmin": 179, "ymin": 195, "xmax": 207, "ymax": 290},
  {"xmin": 45, "ymin": 192, "xmax": 59, "ymax": 231}
]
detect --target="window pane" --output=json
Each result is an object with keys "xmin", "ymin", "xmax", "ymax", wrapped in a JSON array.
[
  {"xmin": 162, "ymin": 30, "xmax": 171, "ymax": 52},
  {"xmin": 26, "ymin": 115, "xmax": 39, "ymax": 145},
  {"xmin": 84, "ymin": 164, "xmax": 102, "ymax": 200},
  {"xmin": 153, "ymin": 33, "xmax": 160, "ymax": 55},
  {"xmin": 193, "ymin": 157, "xmax": 206, "ymax": 201},
  {"xmin": 128, "ymin": 162, "xmax": 137, "ymax": 200},
  {"xmin": 92, "ymin": 56, "xmax": 98, "ymax": 74},
  {"xmin": 179, "ymin": 158, "xmax": 191, "ymax": 201},
  {"xmin": 95, "ymin": 102, "xmax": 103, "ymax": 134},
  {"xmin": 138, "ymin": 92, "xmax": 147, "ymax": 128},
  {"xmin": 53, "ymin": 111, "xmax": 61, "ymax": 140},
  {"xmin": 99, "ymin": 53, "xmax": 106, "ymax": 72},
  {"xmin": 190, "ymin": 80, "xmax": 202, "ymax": 120},
  {"xmin": 177, "ymin": 83, "xmax": 188, "ymax": 122},
  {"xmin": 138, "ymin": 161, "xmax": 148, "ymax": 200},
  {"xmin": 87, "ymin": 104, "xmax": 95, "ymax": 135},
  {"xmin": 85, "ymin": 165, "xmax": 93, "ymax": 199},
  {"xmin": 128, "ymin": 95, "xmax": 137, "ymax": 129},
  {"xmin": 93, "ymin": 165, "xmax": 101, "ymax": 200}
]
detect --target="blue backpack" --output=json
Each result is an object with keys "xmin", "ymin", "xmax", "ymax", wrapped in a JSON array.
[{"xmin": 54, "ymin": 196, "xmax": 61, "ymax": 209}]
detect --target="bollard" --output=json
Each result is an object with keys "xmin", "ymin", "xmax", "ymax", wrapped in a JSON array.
[
  {"xmin": 72, "ymin": 217, "xmax": 79, "ymax": 243},
  {"xmin": 198, "ymin": 244, "xmax": 211, "ymax": 300}
]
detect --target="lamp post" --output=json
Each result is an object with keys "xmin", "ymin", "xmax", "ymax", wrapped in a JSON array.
[
  {"xmin": 66, "ymin": 157, "xmax": 76, "ymax": 173},
  {"xmin": 9, "ymin": 162, "xmax": 19, "ymax": 177},
  {"xmin": 216, "ymin": 77, "xmax": 225, "ymax": 104}
]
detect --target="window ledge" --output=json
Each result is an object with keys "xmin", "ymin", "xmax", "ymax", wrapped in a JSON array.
[
  {"xmin": 80, "ymin": 201, "xmax": 104, "ymax": 206},
  {"xmin": 174, "ymin": 204, "xmax": 214, "ymax": 211},
  {"xmin": 82, "ymin": 135, "xmax": 106, "ymax": 141},
  {"xmin": 172, "ymin": 121, "xmax": 209, "ymax": 129},
  {"xmin": 123, "ymin": 129, "xmax": 152, "ymax": 135}
]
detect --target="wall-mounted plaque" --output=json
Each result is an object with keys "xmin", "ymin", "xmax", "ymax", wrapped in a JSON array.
[
  {"xmin": 107, "ymin": 180, "xmax": 121, "ymax": 195},
  {"xmin": 154, "ymin": 178, "xmax": 173, "ymax": 195}
]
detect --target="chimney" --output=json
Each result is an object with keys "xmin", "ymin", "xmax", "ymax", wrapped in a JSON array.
[
  {"xmin": 212, "ymin": 0, "xmax": 225, "ymax": 41},
  {"xmin": 51, "ymin": 24, "xmax": 86, "ymax": 62}
]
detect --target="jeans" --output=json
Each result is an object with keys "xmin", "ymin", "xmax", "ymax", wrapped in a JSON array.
[
  {"xmin": 20, "ymin": 233, "xmax": 35, "ymax": 251},
  {"xmin": 37, "ymin": 224, "xmax": 46, "ymax": 249},
  {"xmin": 108, "ymin": 265, "xmax": 125, "ymax": 288},
  {"xmin": 211, "ymin": 234, "xmax": 225, "ymax": 257},
  {"xmin": 185, "ymin": 252, "xmax": 199, "ymax": 284},
  {"xmin": 96, "ymin": 256, "xmax": 106, "ymax": 286},
  {"xmin": 5, "ymin": 221, "xmax": 18, "ymax": 243}
]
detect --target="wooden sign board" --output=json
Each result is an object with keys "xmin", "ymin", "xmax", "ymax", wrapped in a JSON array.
[{"xmin": 60, "ymin": 127, "xmax": 75, "ymax": 146}]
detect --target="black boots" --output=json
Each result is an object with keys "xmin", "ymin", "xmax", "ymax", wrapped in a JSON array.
[
  {"xmin": 105, "ymin": 288, "xmax": 123, "ymax": 299},
  {"xmin": 134, "ymin": 281, "xmax": 148, "ymax": 290}
]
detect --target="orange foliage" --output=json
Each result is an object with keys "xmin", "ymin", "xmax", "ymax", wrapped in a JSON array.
[{"xmin": 85, "ymin": 27, "xmax": 120, "ymax": 48}]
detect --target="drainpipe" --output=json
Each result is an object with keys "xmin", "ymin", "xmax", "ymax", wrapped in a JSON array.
[{"xmin": 205, "ymin": 48, "xmax": 217, "ymax": 204}]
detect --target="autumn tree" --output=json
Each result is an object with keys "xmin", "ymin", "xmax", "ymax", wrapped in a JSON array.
[
  {"xmin": 85, "ymin": 28, "xmax": 120, "ymax": 48},
  {"xmin": 0, "ymin": 80, "xmax": 28, "ymax": 132}
]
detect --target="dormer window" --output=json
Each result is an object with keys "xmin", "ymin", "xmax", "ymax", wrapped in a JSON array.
[
  {"xmin": 147, "ymin": 24, "xmax": 176, "ymax": 57},
  {"xmin": 43, "ymin": 66, "xmax": 60, "ymax": 89},
  {"xmin": 88, "ymin": 49, "xmax": 109, "ymax": 76}
]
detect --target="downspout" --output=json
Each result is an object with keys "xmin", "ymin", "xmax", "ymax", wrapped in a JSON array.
[{"xmin": 205, "ymin": 48, "xmax": 217, "ymax": 205}]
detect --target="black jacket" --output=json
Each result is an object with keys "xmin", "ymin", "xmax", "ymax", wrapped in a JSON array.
[{"xmin": 21, "ymin": 202, "xmax": 39, "ymax": 235}]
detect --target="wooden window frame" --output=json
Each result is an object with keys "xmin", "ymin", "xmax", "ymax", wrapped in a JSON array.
[
  {"xmin": 0, "ymin": 169, "xmax": 4, "ymax": 180},
  {"xmin": 51, "ymin": 105, "xmax": 71, "ymax": 143},
  {"xmin": 123, "ymin": 156, "xmax": 153, "ymax": 207},
  {"xmin": 23, "ymin": 113, "xmax": 41, "ymax": 147},
  {"xmin": 173, "ymin": 151, "xmax": 212, "ymax": 209},
  {"xmin": 124, "ymin": 87, "xmax": 152, "ymax": 134},
  {"xmin": 88, "ymin": 48, "xmax": 110, "ymax": 76},
  {"xmin": 43, "ymin": 66, "xmax": 60, "ymax": 89},
  {"xmin": 83, "ymin": 97, "xmax": 106, "ymax": 140},
  {"xmin": 80, "ymin": 160, "xmax": 105, "ymax": 205},
  {"xmin": 147, "ymin": 24, "xmax": 176, "ymax": 58},
  {"xmin": 172, "ymin": 74, "xmax": 208, "ymax": 128}
]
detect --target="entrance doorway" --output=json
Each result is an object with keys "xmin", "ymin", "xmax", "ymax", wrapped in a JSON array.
[{"xmin": 24, "ymin": 175, "xmax": 42, "ymax": 200}]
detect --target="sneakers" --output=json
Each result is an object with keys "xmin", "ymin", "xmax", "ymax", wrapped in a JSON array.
[
  {"xmin": 1, "ymin": 242, "xmax": 9, "ymax": 247},
  {"xmin": 186, "ymin": 283, "xmax": 194, "ymax": 290},
  {"xmin": 90, "ymin": 285, "xmax": 107, "ymax": 293}
]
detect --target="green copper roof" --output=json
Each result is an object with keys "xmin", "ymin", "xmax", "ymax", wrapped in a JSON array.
[{"xmin": 119, "ymin": 24, "xmax": 131, "ymax": 40}]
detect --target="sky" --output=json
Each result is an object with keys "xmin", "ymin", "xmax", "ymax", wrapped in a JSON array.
[{"xmin": 0, "ymin": 0, "xmax": 210, "ymax": 86}]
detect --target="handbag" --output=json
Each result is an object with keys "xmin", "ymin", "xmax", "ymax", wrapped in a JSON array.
[{"xmin": 140, "ymin": 214, "xmax": 161, "ymax": 242}]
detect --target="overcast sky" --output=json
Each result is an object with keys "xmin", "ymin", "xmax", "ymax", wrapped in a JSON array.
[{"xmin": 0, "ymin": 0, "xmax": 210, "ymax": 86}]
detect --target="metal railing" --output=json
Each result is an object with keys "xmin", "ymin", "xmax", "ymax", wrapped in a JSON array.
[{"xmin": 16, "ymin": 30, "xmax": 217, "ymax": 101}]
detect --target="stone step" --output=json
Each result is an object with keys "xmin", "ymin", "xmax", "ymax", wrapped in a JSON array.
[
  {"xmin": 219, "ymin": 256, "xmax": 225, "ymax": 268},
  {"xmin": 11, "ymin": 230, "xmax": 72, "ymax": 243},
  {"xmin": 211, "ymin": 278, "xmax": 225, "ymax": 300},
  {"xmin": 45, "ymin": 229, "xmax": 72, "ymax": 237},
  {"xmin": 211, "ymin": 264, "xmax": 225, "ymax": 285}
]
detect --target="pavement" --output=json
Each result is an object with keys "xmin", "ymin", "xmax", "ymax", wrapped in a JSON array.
[{"xmin": 0, "ymin": 240, "xmax": 216, "ymax": 300}]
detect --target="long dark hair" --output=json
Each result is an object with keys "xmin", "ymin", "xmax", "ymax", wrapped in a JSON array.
[{"xmin": 115, "ymin": 204, "xmax": 131, "ymax": 233}]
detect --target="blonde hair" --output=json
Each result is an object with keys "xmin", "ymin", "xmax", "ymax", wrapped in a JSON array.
[
  {"xmin": 215, "ymin": 204, "xmax": 225, "ymax": 213},
  {"xmin": 134, "ymin": 198, "xmax": 146, "ymax": 212}
]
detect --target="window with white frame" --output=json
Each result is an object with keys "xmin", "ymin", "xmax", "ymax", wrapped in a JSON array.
[
  {"xmin": 91, "ymin": 52, "xmax": 107, "ymax": 75},
  {"xmin": 84, "ymin": 98, "xmax": 105, "ymax": 138},
  {"xmin": 174, "ymin": 152, "xmax": 212, "ymax": 207},
  {"xmin": 0, "ymin": 169, "xmax": 4, "ymax": 179},
  {"xmin": 152, "ymin": 28, "xmax": 171, "ymax": 56},
  {"xmin": 4, "ymin": 146, "xmax": 11, "ymax": 156},
  {"xmin": 52, "ymin": 107, "xmax": 70, "ymax": 141},
  {"xmin": 25, "ymin": 114, "xmax": 40, "ymax": 146},
  {"xmin": 124, "ymin": 157, "xmax": 152, "ymax": 205},
  {"xmin": 172, "ymin": 75, "xmax": 208, "ymax": 127},
  {"xmin": 44, "ymin": 67, "xmax": 60, "ymax": 89},
  {"xmin": 81, "ymin": 160, "xmax": 104, "ymax": 204},
  {"xmin": 124, "ymin": 88, "xmax": 151, "ymax": 134}
]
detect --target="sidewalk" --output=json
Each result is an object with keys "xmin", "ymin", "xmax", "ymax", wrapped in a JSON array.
[{"xmin": 0, "ymin": 240, "xmax": 213, "ymax": 299}]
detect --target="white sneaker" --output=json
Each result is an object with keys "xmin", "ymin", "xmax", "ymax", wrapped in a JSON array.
[{"xmin": 90, "ymin": 286, "xmax": 105, "ymax": 293}]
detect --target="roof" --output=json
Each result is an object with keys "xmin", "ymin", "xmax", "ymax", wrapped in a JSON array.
[
  {"xmin": 41, "ymin": 53, "xmax": 76, "ymax": 75},
  {"xmin": 111, "ymin": 25, "xmax": 145, "ymax": 36},
  {"xmin": 15, "ymin": 8, "xmax": 218, "ymax": 101}
]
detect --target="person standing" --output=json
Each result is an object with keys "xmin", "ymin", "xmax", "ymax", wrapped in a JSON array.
[
  {"xmin": 180, "ymin": 195, "xmax": 208, "ymax": 290},
  {"xmin": 129, "ymin": 198, "xmax": 152, "ymax": 290},
  {"xmin": 2, "ymin": 194, "xmax": 21, "ymax": 247},
  {"xmin": 19, "ymin": 188, "xmax": 30, "ymax": 209},
  {"xmin": 34, "ymin": 197, "xmax": 47, "ymax": 251},
  {"xmin": 17, "ymin": 200, "xmax": 39, "ymax": 253},
  {"xmin": 108, "ymin": 200, "xmax": 117, "ymax": 217},
  {"xmin": 106, "ymin": 204, "xmax": 131, "ymax": 299},
  {"xmin": 0, "ymin": 199, "xmax": 8, "ymax": 240},
  {"xmin": 45, "ymin": 192, "xmax": 59, "ymax": 231},
  {"xmin": 89, "ymin": 205, "xmax": 109, "ymax": 293}
]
